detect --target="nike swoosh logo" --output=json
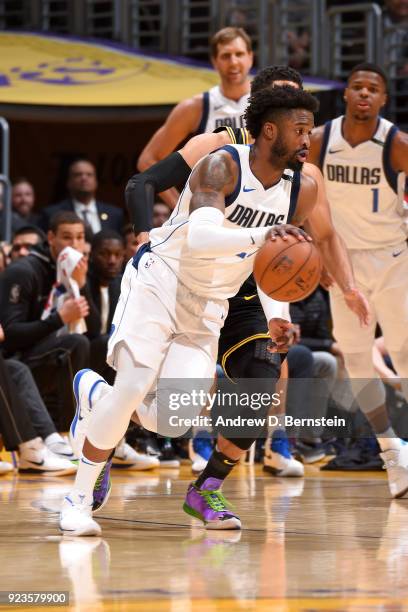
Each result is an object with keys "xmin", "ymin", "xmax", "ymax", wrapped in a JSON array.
[
  {"xmin": 28, "ymin": 459, "xmax": 45, "ymax": 466},
  {"xmin": 243, "ymin": 186, "xmax": 256, "ymax": 192},
  {"xmin": 224, "ymin": 459, "xmax": 236, "ymax": 465},
  {"xmin": 328, "ymin": 148, "xmax": 343, "ymax": 154},
  {"xmin": 392, "ymin": 250, "xmax": 404, "ymax": 257},
  {"xmin": 214, "ymin": 105, "xmax": 224, "ymax": 111},
  {"xmin": 243, "ymin": 295, "xmax": 257, "ymax": 301}
]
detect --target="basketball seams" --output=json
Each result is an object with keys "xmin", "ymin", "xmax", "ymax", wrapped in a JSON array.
[
  {"xmin": 254, "ymin": 238, "xmax": 321, "ymax": 302},
  {"xmin": 257, "ymin": 239, "xmax": 311, "ymax": 287},
  {"xmin": 265, "ymin": 243, "xmax": 313, "ymax": 295}
]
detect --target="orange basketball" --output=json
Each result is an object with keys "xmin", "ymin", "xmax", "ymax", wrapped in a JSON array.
[{"xmin": 253, "ymin": 235, "xmax": 322, "ymax": 302}]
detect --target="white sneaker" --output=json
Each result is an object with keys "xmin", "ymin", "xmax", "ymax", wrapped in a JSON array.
[
  {"xmin": 112, "ymin": 439, "xmax": 160, "ymax": 470},
  {"xmin": 263, "ymin": 433, "xmax": 304, "ymax": 477},
  {"xmin": 18, "ymin": 438, "xmax": 77, "ymax": 475},
  {"xmin": 264, "ymin": 451, "xmax": 305, "ymax": 477},
  {"xmin": 188, "ymin": 439, "xmax": 209, "ymax": 474},
  {"xmin": 60, "ymin": 493, "xmax": 102, "ymax": 536},
  {"xmin": 381, "ymin": 442, "xmax": 408, "ymax": 498},
  {"xmin": 46, "ymin": 436, "xmax": 77, "ymax": 461},
  {"xmin": 0, "ymin": 461, "xmax": 14, "ymax": 474},
  {"xmin": 70, "ymin": 369, "xmax": 108, "ymax": 458}
]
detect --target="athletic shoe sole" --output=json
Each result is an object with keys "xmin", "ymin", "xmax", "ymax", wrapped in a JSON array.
[
  {"xmin": 60, "ymin": 524, "xmax": 102, "ymax": 537},
  {"xmin": 183, "ymin": 502, "xmax": 241, "ymax": 530},
  {"xmin": 263, "ymin": 464, "xmax": 304, "ymax": 478}
]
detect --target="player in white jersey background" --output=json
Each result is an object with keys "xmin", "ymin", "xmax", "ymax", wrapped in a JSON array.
[
  {"xmin": 309, "ymin": 63, "xmax": 408, "ymax": 498},
  {"xmin": 137, "ymin": 27, "xmax": 252, "ymax": 208}
]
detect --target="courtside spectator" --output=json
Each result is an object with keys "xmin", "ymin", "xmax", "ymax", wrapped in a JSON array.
[
  {"xmin": 10, "ymin": 225, "xmax": 47, "ymax": 261},
  {"xmin": 11, "ymin": 178, "xmax": 41, "ymax": 232},
  {"xmin": 0, "ymin": 211, "xmax": 93, "ymax": 429},
  {"xmin": 41, "ymin": 159, "xmax": 125, "ymax": 235},
  {"xmin": 152, "ymin": 202, "xmax": 171, "ymax": 228}
]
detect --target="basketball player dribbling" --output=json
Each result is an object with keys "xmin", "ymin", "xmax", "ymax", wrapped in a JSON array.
[
  {"xmin": 59, "ymin": 86, "xmax": 321, "ymax": 535},
  {"xmin": 309, "ymin": 63, "xmax": 408, "ymax": 498},
  {"xmin": 60, "ymin": 85, "xmax": 371, "ymax": 536}
]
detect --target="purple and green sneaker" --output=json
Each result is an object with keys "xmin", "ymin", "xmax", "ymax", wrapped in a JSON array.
[
  {"xmin": 183, "ymin": 477, "xmax": 241, "ymax": 530},
  {"xmin": 92, "ymin": 457, "xmax": 112, "ymax": 514}
]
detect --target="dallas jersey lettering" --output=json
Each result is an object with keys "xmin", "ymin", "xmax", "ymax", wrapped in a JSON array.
[
  {"xmin": 197, "ymin": 86, "xmax": 249, "ymax": 133},
  {"xmin": 320, "ymin": 116, "xmax": 406, "ymax": 249},
  {"xmin": 149, "ymin": 144, "xmax": 300, "ymax": 300}
]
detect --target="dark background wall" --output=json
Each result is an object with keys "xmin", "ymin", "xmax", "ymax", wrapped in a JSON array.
[
  {"xmin": 5, "ymin": 88, "xmax": 342, "ymax": 213},
  {"xmin": 8, "ymin": 115, "xmax": 163, "ymax": 211}
]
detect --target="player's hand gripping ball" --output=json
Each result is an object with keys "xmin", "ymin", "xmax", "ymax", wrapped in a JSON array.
[{"xmin": 253, "ymin": 225, "xmax": 322, "ymax": 302}]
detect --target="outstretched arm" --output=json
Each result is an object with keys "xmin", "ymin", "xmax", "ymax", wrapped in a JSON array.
[{"xmin": 301, "ymin": 164, "xmax": 370, "ymax": 325}]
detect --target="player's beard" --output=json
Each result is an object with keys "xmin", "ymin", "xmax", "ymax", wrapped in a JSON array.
[{"xmin": 269, "ymin": 134, "xmax": 304, "ymax": 172}]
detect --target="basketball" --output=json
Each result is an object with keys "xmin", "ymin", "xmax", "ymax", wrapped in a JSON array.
[{"xmin": 253, "ymin": 234, "xmax": 322, "ymax": 302}]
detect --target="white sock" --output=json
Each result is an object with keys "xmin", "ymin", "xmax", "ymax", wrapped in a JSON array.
[
  {"xmin": 70, "ymin": 455, "xmax": 106, "ymax": 504},
  {"xmin": 44, "ymin": 432, "xmax": 63, "ymax": 446},
  {"xmin": 377, "ymin": 427, "xmax": 402, "ymax": 452}
]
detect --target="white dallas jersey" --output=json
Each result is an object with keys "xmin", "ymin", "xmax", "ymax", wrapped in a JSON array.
[
  {"xmin": 197, "ymin": 85, "xmax": 249, "ymax": 133},
  {"xmin": 321, "ymin": 115, "xmax": 406, "ymax": 249},
  {"xmin": 149, "ymin": 144, "xmax": 300, "ymax": 300}
]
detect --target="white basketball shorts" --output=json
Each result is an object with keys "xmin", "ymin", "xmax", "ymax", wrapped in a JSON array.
[
  {"xmin": 329, "ymin": 241, "xmax": 408, "ymax": 353},
  {"xmin": 107, "ymin": 248, "xmax": 228, "ymax": 379}
]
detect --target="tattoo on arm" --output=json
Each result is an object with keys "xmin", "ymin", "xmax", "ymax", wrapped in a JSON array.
[{"xmin": 190, "ymin": 152, "xmax": 235, "ymax": 213}]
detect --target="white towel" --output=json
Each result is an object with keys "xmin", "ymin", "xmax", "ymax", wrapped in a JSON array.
[{"xmin": 42, "ymin": 246, "xmax": 87, "ymax": 335}]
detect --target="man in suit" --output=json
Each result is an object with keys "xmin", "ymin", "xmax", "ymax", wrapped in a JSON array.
[
  {"xmin": 41, "ymin": 159, "xmax": 125, "ymax": 234},
  {"xmin": 86, "ymin": 229, "xmax": 124, "ymax": 384}
]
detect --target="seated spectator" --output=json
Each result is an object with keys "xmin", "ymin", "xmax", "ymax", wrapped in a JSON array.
[
  {"xmin": 10, "ymin": 225, "xmax": 47, "ymax": 261},
  {"xmin": 152, "ymin": 202, "xmax": 171, "ymax": 228},
  {"xmin": 123, "ymin": 223, "xmax": 140, "ymax": 262},
  {"xmin": 11, "ymin": 178, "xmax": 41, "ymax": 232},
  {"xmin": 385, "ymin": 0, "xmax": 408, "ymax": 25},
  {"xmin": 0, "ymin": 327, "xmax": 76, "ymax": 474},
  {"xmin": 1, "ymin": 323, "xmax": 76, "ymax": 464},
  {"xmin": 87, "ymin": 229, "xmax": 125, "ymax": 384},
  {"xmin": 0, "ymin": 244, "xmax": 7, "ymax": 272},
  {"xmin": 41, "ymin": 159, "xmax": 124, "ymax": 235},
  {"xmin": 122, "ymin": 202, "xmax": 169, "ymax": 266},
  {"xmin": 287, "ymin": 287, "xmax": 341, "ymax": 458},
  {"xmin": 0, "ymin": 211, "xmax": 93, "ymax": 430}
]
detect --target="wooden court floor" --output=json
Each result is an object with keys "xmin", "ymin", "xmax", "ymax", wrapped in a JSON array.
[{"xmin": 0, "ymin": 463, "xmax": 408, "ymax": 612}]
